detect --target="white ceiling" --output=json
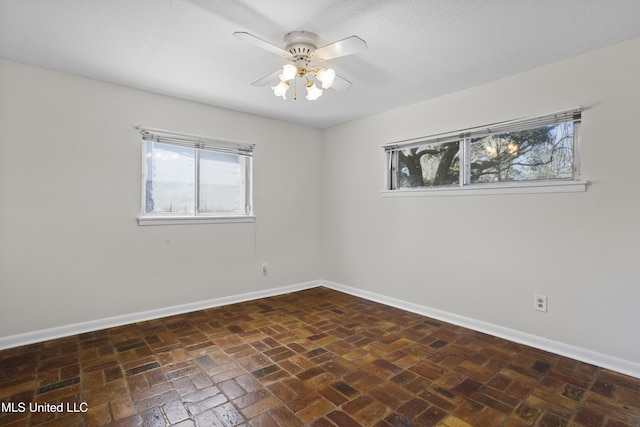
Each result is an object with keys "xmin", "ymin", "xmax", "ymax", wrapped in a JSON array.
[{"xmin": 2, "ymin": 1, "xmax": 640, "ymax": 129}]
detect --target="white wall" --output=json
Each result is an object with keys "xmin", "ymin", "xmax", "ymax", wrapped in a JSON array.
[
  {"xmin": 1, "ymin": 36, "xmax": 639, "ymax": 373},
  {"xmin": 321, "ymin": 37, "xmax": 640, "ymax": 364},
  {"xmin": 0, "ymin": 59, "xmax": 323, "ymax": 337}
]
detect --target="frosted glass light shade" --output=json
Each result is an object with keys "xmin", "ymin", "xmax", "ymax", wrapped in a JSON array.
[
  {"xmin": 315, "ymin": 67, "xmax": 336, "ymax": 89},
  {"xmin": 271, "ymin": 80, "xmax": 290, "ymax": 99},
  {"xmin": 280, "ymin": 64, "xmax": 297, "ymax": 81},
  {"xmin": 305, "ymin": 82, "xmax": 323, "ymax": 100}
]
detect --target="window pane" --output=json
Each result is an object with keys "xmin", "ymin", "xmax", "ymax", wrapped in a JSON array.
[
  {"xmin": 144, "ymin": 142, "xmax": 195, "ymax": 214},
  {"xmin": 470, "ymin": 122, "xmax": 574, "ymax": 183},
  {"xmin": 199, "ymin": 150, "xmax": 244, "ymax": 214},
  {"xmin": 398, "ymin": 142, "xmax": 459, "ymax": 187}
]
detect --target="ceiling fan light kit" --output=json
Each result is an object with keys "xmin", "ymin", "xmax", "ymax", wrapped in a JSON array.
[
  {"xmin": 271, "ymin": 64, "xmax": 334, "ymax": 101},
  {"xmin": 234, "ymin": 30, "xmax": 367, "ymax": 102}
]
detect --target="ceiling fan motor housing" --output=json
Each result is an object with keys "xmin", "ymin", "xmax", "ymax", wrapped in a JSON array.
[
  {"xmin": 284, "ymin": 31, "xmax": 319, "ymax": 77},
  {"xmin": 284, "ymin": 31, "xmax": 318, "ymax": 58}
]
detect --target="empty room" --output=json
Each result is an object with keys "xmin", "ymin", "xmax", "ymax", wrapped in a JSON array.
[{"xmin": 1, "ymin": 1, "xmax": 639, "ymax": 426}]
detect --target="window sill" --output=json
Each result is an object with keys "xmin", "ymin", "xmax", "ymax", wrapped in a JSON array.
[
  {"xmin": 381, "ymin": 180, "xmax": 587, "ymax": 197},
  {"xmin": 138, "ymin": 215, "xmax": 255, "ymax": 226}
]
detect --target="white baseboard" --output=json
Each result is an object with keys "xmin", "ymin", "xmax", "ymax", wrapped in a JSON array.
[
  {"xmin": 319, "ymin": 280, "xmax": 640, "ymax": 380},
  {"xmin": 2, "ymin": 279, "xmax": 638, "ymax": 380},
  {"xmin": 0, "ymin": 280, "xmax": 321, "ymax": 351}
]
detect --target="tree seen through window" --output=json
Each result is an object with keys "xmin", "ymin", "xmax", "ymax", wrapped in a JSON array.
[{"xmin": 397, "ymin": 122, "xmax": 574, "ymax": 188}]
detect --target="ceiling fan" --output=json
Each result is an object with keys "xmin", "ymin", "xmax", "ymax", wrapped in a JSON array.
[{"xmin": 233, "ymin": 30, "xmax": 367, "ymax": 101}]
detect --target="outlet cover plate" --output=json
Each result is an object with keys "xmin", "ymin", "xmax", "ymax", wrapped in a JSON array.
[{"xmin": 534, "ymin": 294, "xmax": 548, "ymax": 312}]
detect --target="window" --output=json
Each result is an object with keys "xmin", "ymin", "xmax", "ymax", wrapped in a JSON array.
[
  {"xmin": 138, "ymin": 128, "xmax": 254, "ymax": 225},
  {"xmin": 385, "ymin": 109, "xmax": 585, "ymax": 195}
]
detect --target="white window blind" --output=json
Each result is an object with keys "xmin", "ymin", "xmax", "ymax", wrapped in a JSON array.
[
  {"xmin": 384, "ymin": 109, "xmax": 582, "ymax": 153},
  {"xmin": 140, "ymin": 128, "xmax": 254, "ymax": 157}
]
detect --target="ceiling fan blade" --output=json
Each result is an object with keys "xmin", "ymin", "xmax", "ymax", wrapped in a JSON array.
[
  {"xmin": 233, "ymin": 31, "xmax": 291, "ymax": 59},
  {"xmin": 330, "ymin": 74, "xmax": 352, "ymax": 92},
  {"xmin": 313, "ymin": 36, "xmax": 367, "ymax": 61},
  {"xmin": 251, "ymin": 69, "xmax": 281, "ymax": 87}
]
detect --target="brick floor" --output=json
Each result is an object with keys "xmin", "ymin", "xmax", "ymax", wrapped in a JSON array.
[{"xmin": 0, "ymin": 287, "xmax": 639, "ymax": 426}]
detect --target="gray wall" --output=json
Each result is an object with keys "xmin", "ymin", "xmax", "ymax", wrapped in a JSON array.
[
  {"xmin": 0, "ymin": 59, "xmax": 323, "ymax": 336},
  {"xmin": 1, "ymin": 35, "xmax": 639, "ymax": 371},
  {"xmin": 321, "ymin": 36, "xmax": 640, "ymax": 364}
]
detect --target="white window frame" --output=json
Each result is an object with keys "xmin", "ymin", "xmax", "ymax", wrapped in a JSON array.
[
  {"xmin": 137, "ymin": 127, "xmax": 254, "ymax": 226},
  {"xmin": 382, "ymin": 108, "xmax": 587, "ymax": 197}
]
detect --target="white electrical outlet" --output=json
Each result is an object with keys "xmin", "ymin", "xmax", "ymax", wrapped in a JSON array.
[
  {"xmin": 261, "ymin": 263, "xmax": 268, "ymax": 275},
  {"xmin": 534, "ymin": 294, "xmax": 548, "ymax": 312}
]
